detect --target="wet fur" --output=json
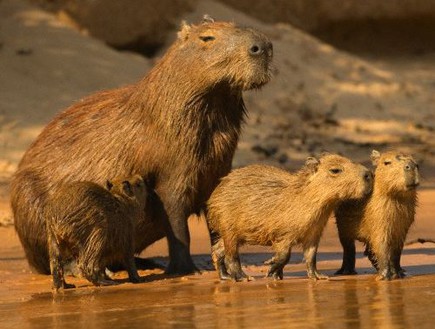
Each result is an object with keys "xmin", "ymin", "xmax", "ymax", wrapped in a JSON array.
[
  {"xmin": 11, "ymin": 18, "xmax": 273, "ymax": 274},
  {"xmin": 207, "ymin": 154, "xmax": 372, "ymax": 281},
  {"xmin": 335, "ymin": 150, "xmax": 419, "ymax": 280},
  {"xmin": 47, "ymin": 175, "xmax": 147, "ymax": 290}
]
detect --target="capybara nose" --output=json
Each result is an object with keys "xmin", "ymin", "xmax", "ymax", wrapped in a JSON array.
[
  {"xmin": 249, "ymin": 40, "xmax": 273, "ymax": 58},
  {"xmin": 404, "ymin": 162, "xmax": 416, "ymax": 171}
]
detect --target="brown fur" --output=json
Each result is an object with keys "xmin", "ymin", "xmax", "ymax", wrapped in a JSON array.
[
  {"xmin": 207, "ymin": 154, "xmax": 372, "ymax": 281},
  {"xmin": 46, "ymin": 175, "xmax": 147, "ymax": 290},
  {"xmin": 11, "ymin": 17, "xmax": 273, "ymax": 275},
  {"xmin": 335, "ymin": 150, "xmax": 419, "ymax": 280}
]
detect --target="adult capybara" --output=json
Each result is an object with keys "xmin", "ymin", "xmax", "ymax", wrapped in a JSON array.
[
  {"xmin": 335, "ymin": 150, "xmax": 419, "ymax": 280},
  {"xmin": 46, "ymin": 175, "xmax": 147, "ymax": 290},
  {"xmin": 207, "ymin": 154, "xmax": 373, "ymax": 281},
  {"xmin": 11, "ymin": 16, "xmax": 273, "ymax": 275}
]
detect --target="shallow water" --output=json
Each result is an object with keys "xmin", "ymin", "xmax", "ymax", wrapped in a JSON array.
[
  {"xmin": 2, "ymin": 190, "xmax": 435, "ymax": 328},
  {"xmin": 2, "ymin": 272, "xmax": 435, "ymax": 329}
]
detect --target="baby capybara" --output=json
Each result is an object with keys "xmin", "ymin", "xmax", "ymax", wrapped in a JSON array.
[
  {"xmin": 46, "ymin": 175, "xmax": 147, "ymax": 290},
  {"xmin": 207, "ymin": 154, "xmax": 373, "ymax": 281},
  {"xmin": 11, "ymin": 16, "xmax": 273, "ymax": 275},
  {"xmin": 335, "ymin": 150, "xmax": 419, "ymax": 280}
]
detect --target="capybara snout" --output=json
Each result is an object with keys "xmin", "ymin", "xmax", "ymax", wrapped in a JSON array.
[
  {"xmin": 184, "ymin": 19, "xmax": 273, "ymax": 91},
  {"xmin": 247, "ymin": 33, "xmax": 273, "ymax": 58},
  {"xmin": 403, "ymin": 158, "xmax": 419, "ymax": 189}
]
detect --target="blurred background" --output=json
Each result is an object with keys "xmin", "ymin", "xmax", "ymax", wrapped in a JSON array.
[{"xmin": 1, "ymin": 0, "xmax": 435, "ymax": 224}]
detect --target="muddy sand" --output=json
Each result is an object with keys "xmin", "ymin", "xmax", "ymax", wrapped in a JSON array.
[{"xmin": 0, "ymin": 189, "xmax": 434, "ymax": 328}]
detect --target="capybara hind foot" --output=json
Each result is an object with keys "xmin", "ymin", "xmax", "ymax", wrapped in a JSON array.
[
  {"xmin": 95, "ymin": 279, "xmax": 120, "ymax": 286},
  {"xmin": 134, "ymin": 257, "xmax": 165, "ymax": 270},
  {"xmin": 267, "ymin": 267, "xmax": 284, "ymax": 280},
  {"xmin": 127, "ymin": 271, "xmax": 143, "ymax": 284}
]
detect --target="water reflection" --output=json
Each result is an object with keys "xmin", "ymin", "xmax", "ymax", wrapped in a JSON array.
[{"xmin": 11, "ymin": 275, "xmax": 435, "ymax": 328}]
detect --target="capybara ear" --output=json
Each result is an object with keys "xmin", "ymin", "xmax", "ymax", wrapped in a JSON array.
[
  {"xmin": 305, "ymin": 157, "xmax": 320, "ymax": 173},
  {"xmin": 177, "ymin": 21, "xmax": 191, "ymax": 40},
  {"xmin": 122, "ymin": 181, "xmax": 134, "ymax": 197},
  {"xmin": 202, "ymin": 14, "xmax": 215, "ymax": 24},
  {"xmin": 106, "ymin": 180, "xmax": 113, "ymax": 191},
  {"xmin": 371, "ymin": 150, "xmax": 381, "ymax": 166}
]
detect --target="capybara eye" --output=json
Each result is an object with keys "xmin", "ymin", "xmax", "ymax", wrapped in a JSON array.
[
  {"xmin": 329, "ymin": 168, "xmax": 342, "ymax": 175},
  {"xmin": 199, "ymin": 35, "xmax": 215, "ymax": 42},
  {"xmin": 384, "ymin": 161, "xmax": 392, "ymax": 165}
]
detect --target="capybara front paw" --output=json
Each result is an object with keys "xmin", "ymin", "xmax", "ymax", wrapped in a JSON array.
[
  {"xmin": 308, "ymin": 271, "xmax": 329, "ymax": 280},
  {"xmin": 165, "ymin": 258, "xmax": 198, "ymax": 275},
  {"xmin": 229, "ymin": 270, "xmax": 253, "ymax": 282},
  {"xmin": 378, "ymin": 268, "xmax": 406, "ymax": 280},
  {"xmin": 377, "ymin": 268, "xmax": 395, "ymax": 281},
  {"xmin": 335, "ymin": 267, "xmax": 357, "ymax": 275}
]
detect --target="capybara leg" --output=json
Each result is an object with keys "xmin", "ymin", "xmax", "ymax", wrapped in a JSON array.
[
  {"xmin": 163, "ymin": 206, "xmax": 197, "ymax": 275},
  {"xmin": 80, "ymin": 251, "xmax": 118, "ymax": 286},
  {"xmin": 125, "ymin": 256, "xmax": 142, "ymax": 283},
  {"xmin": 47, "ymin": 232, "xmax": 75, "ymax": 291},
  {"xmin": 335, "ymin": 237, "xmax": 357, "ymax": 275},
  {"xmin": 304, "ymin": 245, "xmax": 328, "ymax": 280},
  {"xmin": 224, "ymin": 254, "xmax": 251, "ymax": 282},
  {"xmin": 364, "ymin": 244, "xmax": 379, "ymax": 271},
  {"xmin": 267, "ymin": 244, "xmax": 291, "ymax": 280},
  {"xmin": 376, "ymin": 252, "xmax": 395, "ymax": 280},
  {"xmin": 210, "ymin": 235, "xmax": 231, "ymax": 280},
  {"xmin": 392, "ymin": 248, "xmax": 406, "ymax": 279},
  {"xmin": 223, "ymin": 237, "xmax": 251, "ymax": 282}
]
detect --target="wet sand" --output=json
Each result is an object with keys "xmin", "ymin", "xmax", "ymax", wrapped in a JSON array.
[{"xmin": 1, "ymin": 189, "xmax": 434, "ymax": 328}]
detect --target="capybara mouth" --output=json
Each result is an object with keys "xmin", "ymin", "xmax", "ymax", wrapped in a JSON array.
[
  {"xmin": 243, "ymin": 66, "xmax": 273, "ymax": 90},
  {"xmin": 406, "ymin": 182, "xmax": 419, "ymax": 190}
]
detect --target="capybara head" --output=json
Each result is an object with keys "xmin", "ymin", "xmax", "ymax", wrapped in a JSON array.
[
  {"xmin": 171, "ymin": 15, "xmax": 273, "ymax": 91},
  {"xmin": 305, "ymin": 153, "xmax": 373, "ymax": 200},
  {"xmin": 371, "ymin": 150, "xmax": 419, "ymax": 194},
  {"xmin": 106, "ymin": 174, "xmax": 147, "ymax": 206}
]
